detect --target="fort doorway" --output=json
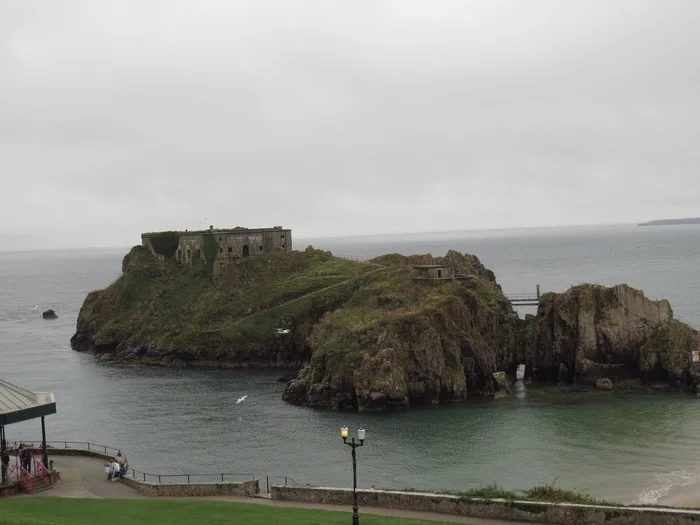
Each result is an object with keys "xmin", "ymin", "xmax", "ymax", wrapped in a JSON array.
[{"xmin": 242, "ymin": 245, "xmax": 250, "ymax": 257}]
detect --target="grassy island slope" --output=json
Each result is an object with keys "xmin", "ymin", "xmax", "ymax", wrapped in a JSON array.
[{"xmin": 71, "ymin": 246, "xmax": 521, "ymax": 411}]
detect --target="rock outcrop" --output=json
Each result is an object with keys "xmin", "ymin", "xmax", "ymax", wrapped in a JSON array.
[
  {"xmin": 72, "ymin": 246, "xmax": 519, "ymax": 411},
  {"xmin": 42, "ymin": 309, "xmax": 57, "ymax": 320},
  {"xmin": 283, "ymin": 252, "xmax": 521, "ymax": 411},
  {"xmin": 527, "ymin": 284, "xmax": 699, "ymax": 389}
]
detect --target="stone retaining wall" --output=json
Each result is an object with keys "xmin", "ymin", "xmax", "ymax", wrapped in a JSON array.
[
  {"xmin": 271, "ymin": 486, "xmax": 700, "ymax": 525},
  {"xmin": 121, "ymin": 476, "xmax": 258, "ymax": 497},
  {"xmin": 47, "ymin": 447, "xmax": 258, "ymax": 498}
]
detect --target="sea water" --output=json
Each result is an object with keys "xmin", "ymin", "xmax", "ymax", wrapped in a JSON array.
[{"xmin": 1, "ymin": 224, "xmax": 699, "ymax": 503}]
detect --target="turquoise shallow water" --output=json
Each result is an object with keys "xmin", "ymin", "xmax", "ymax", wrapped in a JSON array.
[{"xmin": 0, "ymin": 224, "xmax": 699, "ymax": 503}]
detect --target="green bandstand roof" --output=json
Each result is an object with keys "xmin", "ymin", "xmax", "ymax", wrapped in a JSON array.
[{"xmin": 0, "ymin": 379, "xmax": 56, "ymax": 426}]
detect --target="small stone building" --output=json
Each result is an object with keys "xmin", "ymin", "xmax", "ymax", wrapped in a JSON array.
[
  {"xmin": 141, "ymin": 225, "xmax": 292, "ymax": 276},
  {"xmin": 412, "ymin": 264, "xmax": 451, "ymax": 280}
]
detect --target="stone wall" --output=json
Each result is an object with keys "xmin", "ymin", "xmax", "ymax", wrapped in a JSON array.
[
  {"xmin": 271, "ymin": 486, "xmax": 700, "ymax": 525},
  {"xmin": 121, "ymin": 476, "xmax": 258, "ymax": 497}
]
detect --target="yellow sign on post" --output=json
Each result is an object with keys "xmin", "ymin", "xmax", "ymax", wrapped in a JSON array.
[{"xmin": 692, "ymin": 351, "xmax": 699, "ymax": 363}]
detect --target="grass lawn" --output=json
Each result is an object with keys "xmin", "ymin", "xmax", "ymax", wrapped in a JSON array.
[{"xmin": 0, "ymin": 498, "xmax": 470, "ymax": 525}]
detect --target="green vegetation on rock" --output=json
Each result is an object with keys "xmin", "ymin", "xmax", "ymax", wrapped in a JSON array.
[
  {"xmin": 147, "ymin": 231, "xmax": 180, "ymax": 259},
  {"xmin": 72, "ymin": 246, "xmax": 377, "ymax": 369},
  {"xmin": 202, "ymin": 233, "xmax": 219, "ymax": 276}
]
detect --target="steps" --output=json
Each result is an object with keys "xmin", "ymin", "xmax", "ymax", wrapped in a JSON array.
[{"xmin": 27, "ymin": 476, "xmax": 53, "ymax": 494}]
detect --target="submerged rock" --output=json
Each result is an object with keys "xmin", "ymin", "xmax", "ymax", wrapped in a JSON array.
[
  {"xmin": 595, "ymin": 378, "xmax": 613, "ymax": 390},
  {"xmin": 42, "ymin": 309, "xmax": 57, "ymax": 320}
]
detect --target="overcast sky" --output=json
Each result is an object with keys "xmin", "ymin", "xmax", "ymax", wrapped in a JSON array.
[{"xmin": 1, "ymin": 1, "xmax": 699, "ymax": 250}]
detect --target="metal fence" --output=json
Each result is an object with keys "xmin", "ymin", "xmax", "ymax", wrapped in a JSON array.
[
  {"xmin": 13, "ymin": 438, "xmax": 299, "ymax": 489},
  {"xmin": 335, "ymin": 255, "xmax": 373, "ymax": 261},
  {"xmin": 128, "ymin": 469, "xmax": 256, "ymax": 484},
  {"xmin": 264, "ymin": 475, "xmax": 298, "ymax": 493},
  {"xmin": 8, "ymin": 440, "xmax": 123, "ymax": 458}
]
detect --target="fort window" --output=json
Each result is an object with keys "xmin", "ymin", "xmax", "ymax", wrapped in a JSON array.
[
  {"xmin": 177, "ymin": 249, "xmax": 181, "ymax": 258},
  {"xmin": 219, "ymin": 247, "xmax": 223, "ymax": 254},
  {"xmin": 280, "ymin": 234, "xmax": 285, "ymax": 239},
  {"xmin": 186, "ymin": 249, "xmax": 190, "ymax": 259},
  {"xmin": 228, "ymin": 247, "xmax": 232, "ymax": 253},
  {"xmin": 242, "ymin": 245, "xmax": 250, "ymax": 257},
  {"xmin": 438, "ymin": 270, "xmax": 442, "ymax": 278},
  {"xmin": 196, "ymin": 249, "xmax": 201, "ymax": 259},
  {"xmin": 259, "ymin": 245, "xmax": 263, "ymax": 251},
  {"xmin": 219, "ymin": 237, "xmax": 222, "ymax": 242}
]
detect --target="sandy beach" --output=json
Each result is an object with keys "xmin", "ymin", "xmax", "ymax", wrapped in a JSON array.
[{"xmin": 658, "ymin": 481, "xmax": 700, "ymax": 508}]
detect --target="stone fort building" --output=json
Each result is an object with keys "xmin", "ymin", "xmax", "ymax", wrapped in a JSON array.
[{"xmin": 141, "ymin": 225, "xmax": 292, "ymax": 275}]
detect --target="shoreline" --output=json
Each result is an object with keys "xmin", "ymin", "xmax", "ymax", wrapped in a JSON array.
[{"xmin": 657, "ymin": 479, "xmax": 700, "ymax": 508}]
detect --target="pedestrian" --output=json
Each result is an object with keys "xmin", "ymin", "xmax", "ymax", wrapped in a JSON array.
[
  {"xmin": 18, "ymin": 443, "xmax": 25, "ymax": 471},
  {"xmin": 1, "ymin": 450, "xmax": 9, "ymax": 484},
  {"xmin": 25, "ymin": 447, "xmax": 32, "ymax": 473}
]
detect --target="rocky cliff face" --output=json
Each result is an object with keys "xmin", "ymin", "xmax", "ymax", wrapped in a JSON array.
[
  {"xmin": 283, "ymin": 251, "xmax": 521, "ymax": 411},
  {"xmin": 528, "ymin": 284, "xmax": 699, "ymax": 389}
]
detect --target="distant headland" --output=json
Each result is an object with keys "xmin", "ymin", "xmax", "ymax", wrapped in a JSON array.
[{"xmin": 637, "ymin": 217, "xmax": 700, "ymax": 227}]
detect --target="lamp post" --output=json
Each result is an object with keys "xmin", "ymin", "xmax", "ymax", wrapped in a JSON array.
[{"xmin": 341, "ymin": 426, "xmax": 366, "ymax": 525}]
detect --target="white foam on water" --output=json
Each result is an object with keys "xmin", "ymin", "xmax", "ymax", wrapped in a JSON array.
[{"xmin": 635, "ymin": 469, "xmax": 699, "ymax": 504}]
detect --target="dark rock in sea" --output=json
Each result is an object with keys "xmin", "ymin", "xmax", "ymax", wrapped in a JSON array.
[
  {"xmin": 492, "ymin": 371, "xmax": 512, "ymax": 398},
  {"xmin": 42, "ymin": 309, "xmax": 57, "ymax": 320}
]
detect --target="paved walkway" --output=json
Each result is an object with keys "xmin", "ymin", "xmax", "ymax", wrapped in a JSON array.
[
  {"xmin": 23, "ymin": 455, "xmax": 537, "ymax": 525},
  {"xmin": 44, "ymin": 454, "xmax": 145, "ymax": 499}
]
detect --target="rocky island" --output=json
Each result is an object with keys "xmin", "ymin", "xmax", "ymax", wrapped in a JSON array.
[{"xmin": 72, "ymin": 241, "xmax": 699, "ymax": 411}]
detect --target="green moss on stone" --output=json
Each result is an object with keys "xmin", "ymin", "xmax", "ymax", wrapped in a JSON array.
[{"xmin": 148, "ymin": 232, "xmax": 180, "ymax": 258}]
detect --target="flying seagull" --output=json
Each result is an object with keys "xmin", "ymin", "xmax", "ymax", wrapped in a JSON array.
[{"xmin": 236, "ymin": 395, "xmax": 248, "ymax": 404}]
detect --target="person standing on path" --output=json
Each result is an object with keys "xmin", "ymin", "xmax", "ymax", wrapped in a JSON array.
[
  {"xmin": 18, "ymin": 443, "xmax": 25, "ymax": 471},
  {"xmin": 1, "ymin": 449, "xmax": 9, "ymax": 484},
  {"xmin": 24, "ymin": 447, "xmax": 32, "ymax": 473}
]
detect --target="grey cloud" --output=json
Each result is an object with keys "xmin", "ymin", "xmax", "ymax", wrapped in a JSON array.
[{"xmin": 1, "ymin": 0, "xmax": 699, "ymax": 250}]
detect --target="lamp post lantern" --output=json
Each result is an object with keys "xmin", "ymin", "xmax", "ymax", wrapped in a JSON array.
[{"xmin": 341, "ymin": 426, "xmax": 365, "ymax": 525}]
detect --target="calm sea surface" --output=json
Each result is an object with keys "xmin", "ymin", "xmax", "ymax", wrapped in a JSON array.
[{"xmin": 1, "ymin": 224, "xmax": 699, "ymax": 503}]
